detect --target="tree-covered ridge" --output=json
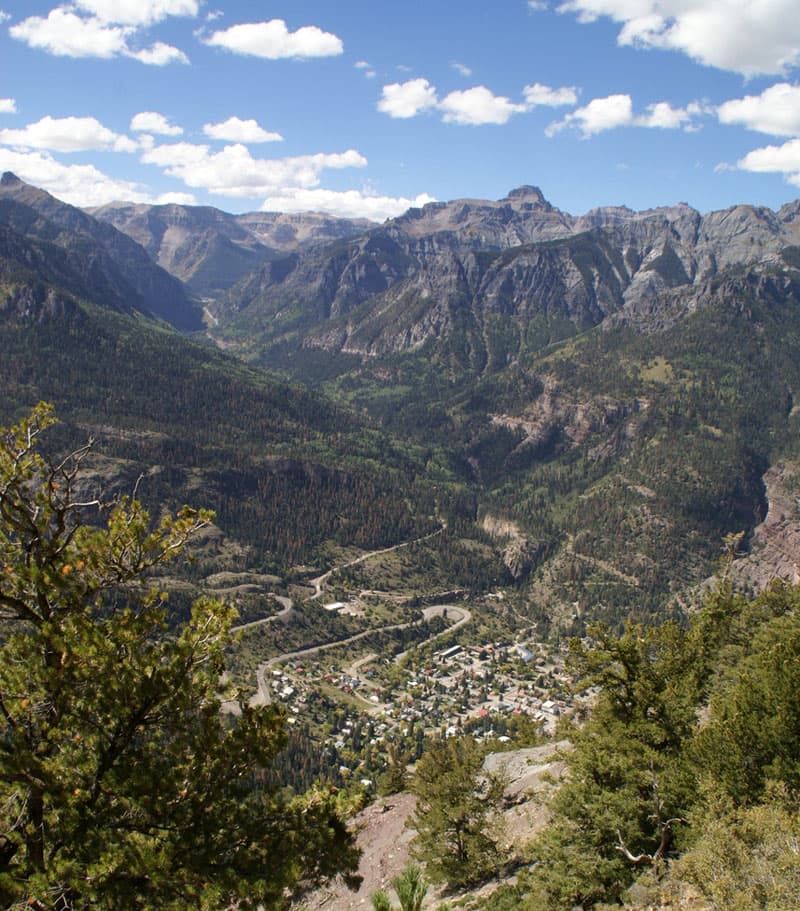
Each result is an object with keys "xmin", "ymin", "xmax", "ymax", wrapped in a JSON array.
[
  {"xmin": 0, "ymin": 262, "xmax": 450, "ymax": 578},
  {"xmin": 485, "ymin": 575, "xmax": 800, "ymax": 910}
]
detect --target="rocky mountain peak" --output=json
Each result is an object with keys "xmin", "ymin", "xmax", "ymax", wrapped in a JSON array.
[
  {"xmin": 505, "ymin": 185, "xmax": 549, "ymax": 205},
  {"xmin": 1, "ymin": 172, "xmax": 23, "ymax": 187}
]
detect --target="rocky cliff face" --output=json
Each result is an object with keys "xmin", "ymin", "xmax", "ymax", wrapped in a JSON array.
[
  {"xmin": 210, "ymin": 186, "xmax": 800, "ymax": 360},
  {"xmin": 89, "ymin": 200, "xmax": 374, "ymax": 299}
]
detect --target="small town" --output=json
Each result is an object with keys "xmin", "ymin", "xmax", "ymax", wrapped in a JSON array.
[{"xmin": 264, "ymin": 623, "xmax": 580, "ymax": 761}]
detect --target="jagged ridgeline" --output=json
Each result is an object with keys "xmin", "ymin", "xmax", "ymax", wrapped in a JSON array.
[
  {"xmin": 174, "ymin": 184, "xmax": 800, "ymax": 625},
  {"xmin": 0, "ymin": 173, "xmax": 441, "ymax": 584},
  {"xmin": 6, "ymin": 170, "xmax": 800, "ymax": 624}
]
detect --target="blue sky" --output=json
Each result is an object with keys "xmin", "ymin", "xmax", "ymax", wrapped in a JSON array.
[{"xmin": 2, "ymin": 0, "xmax": 800, "ymax": 220}]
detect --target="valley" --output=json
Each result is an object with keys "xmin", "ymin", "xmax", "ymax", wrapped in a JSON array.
[{"xmin": 4, "ymin": 171, "xmax": 800, "ymax": 911}]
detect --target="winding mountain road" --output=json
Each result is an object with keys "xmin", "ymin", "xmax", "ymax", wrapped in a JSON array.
[{"xmin": 307, "ymin": 525, "xmax": 444, "ymax": 600}]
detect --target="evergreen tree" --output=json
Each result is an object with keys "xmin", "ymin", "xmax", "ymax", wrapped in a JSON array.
[
  {"xmin": 409, "ymin": 736, "xmax": 505, "ymax": 888},
  {"xmin": 0, "ymin": 404, "xmax": 359, "ymax": 911}
]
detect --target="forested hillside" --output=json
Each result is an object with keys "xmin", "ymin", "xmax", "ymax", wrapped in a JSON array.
[{"xmin": 6, "ymin": 171, "xmax": 800, "ymax": 623}]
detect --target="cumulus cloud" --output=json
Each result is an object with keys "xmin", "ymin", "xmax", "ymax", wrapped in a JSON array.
[
  {"xmin": 734, "ymin": 139, "xmax": 800, "ymax": 187},
  {"xmin": 718, "ymin": 83, "xmax": 800, "ymax": 138},
  {"xmin": 547, "ymin": 93, "xmax": 633, "ymax": 135},
  {"xmin": 130, "ymin": 111, "xmax": 183, "ymax": 136},
  {"xmin": 259, "ymin": 187, "xmax": 437, "ymax": 221},
  {"xmin": 10, "ymin": 8, "xmax": 131, "ymax": 59},
  {"xmin": 140, "ymin": 140, "xmax": 367, "ymax": 198},
  {"xmin": 205, "ymin": 19, "xmax": 343, "ymax": 59},
  {"xmin": 439, "ymin": 86, "xmax": 528, "ymax": 125},
  {"xmin": 378, "ymin": 79, "xmax": 439, "ymax": 118},
  {"xmin": 0, "ymin": 115, "xmax": 136, "ymax": 153},
  {"xmin": 642, "ymin": 101, "xmax": 697, "ymax": 129},
  {"xmin": 379, "ymin": 78, "xmax": 578, "ymax": 125},
  {"xmin": 557, "ymin": 0, "xmax": 800, "ymax": 76},
  {"xmin": 203, "ymin": 117, "xmax": 283, "ymax": 143},
  {"xmin": 128, "ymin": 42, "xmax": 189, "ymax": 65},
  {"xmin": 0, "ymin": 98, "xmax": 16, "ymax": 114},
  {"xmin": 0, "ymin": 148, "xmax": 153, "ymax": 206},
  {"xmin": 10, "ymin": 6, "xmax": 190, "ymax": 65},
  {"xmin": 523, "ymin": 82, "xmax": 579, "ymax": 107},
  {"xmin": 74, "ymin": 0, "xmax": 199, "ymax": 26},
  {"xmin": 547, "ymin": 93, "xmax": 703, "ymax": 136},
  {"xmin": 451, "ymin": 62, "xmax": 472, "ymax": 77}
]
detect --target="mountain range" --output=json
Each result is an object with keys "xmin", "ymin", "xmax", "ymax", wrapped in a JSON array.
[{"xmin": 3, "ymin": 170, "xmax": 800, "ymax": 628}]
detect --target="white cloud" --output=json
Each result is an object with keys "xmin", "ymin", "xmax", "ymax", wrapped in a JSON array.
[
  {"xmin": 10, "ymin": 8, "xmax": 131, "ymax": 59},
  {"xmin": 0, "ymin": 98, "xmax": 16, "ymax": 114},
  {"xmin": 140, "ymin": 140, "xmax": 368, "ymax": 198},
  {"xmin": 155, "ymin": 190, "xmax": 197, "ymax": 205},
  {"xmin": 9, "ymin": 7, "xmax": 189, "ymax": 65},
  {"xmin": 718, "ymin": 83, "xmax": 800, "ymax": 138},
  {"xmin": 378, "ymin": 79, "xmax": 438, "ymax": 118},
  {"xmin": 557, "ymin": 0, "xmax": 800, "ymax": 76},
  {"xmin": 74, "ymin": 0, "xmax": 199, "ymax": 26},
  {"xmin": 379, "ymin": 78, "xmax": 576, "ymax": 126},
  {"xmin": 130, "ymin": 111, "xmax": 183, "ymax": 136},
  {"xmin": 528, "ymin": 1, "xmax": 548, "ymax": 10},
  {"xmin": 736, "ymin": 138, "xmax": 800, "ymax": 186},
  {"xmin": 205, "ymin": 19, "xmax": 343, "ymax": 59},
  {"xmin": 547, "ymin": 93, "xmax": 702, "ymax": 136},
  {"xmin": 127, "ymin": 42, "xmax": 189, "ymax": 65},
  {"xmin": 259, "ymin": 187, "xmax": 437, "ymax": 221},
  {"xmin": 523, "ymin": 82, "xmax": 579, "ymax": 107},
  {"xmin": 0, "ymin": 10, "xmax": 10, "ymax": 24},
  {"xmin": 640, "ymin": 100, "xmax": 693, "ymax": 129},
  {"xmin": 203, "ymin": 117, "xmax": 283, "ymax": 143},
  {"xmin": 439, "ymin": 86, "xmax": 528, "ymax": 125},
  {"xmin": 452, "ymin": 62, "xmax": 472, "ymax": 77},
  {"xmin": 0, "ymin": 148, "xmax": 153, "ymax": 206},
  {"xmin": 355, "ymin": 60, "xmax": 376, "ymax": 78},
  {"xmin": 548, "ymin": 93, "xmax": 633, "ymax": 136},
  {"xmin": 0, "ymin": 115, "xmax": 136, "ymax": 153}
]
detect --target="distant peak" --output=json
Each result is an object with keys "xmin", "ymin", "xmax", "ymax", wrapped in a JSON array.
[
  {"xmin": 506, "ymin": 185, "xmax": 547, "ymax": 203},
  {"xmin": 1, "ymin": 172, "xmax": 23, "ymax": 187}
]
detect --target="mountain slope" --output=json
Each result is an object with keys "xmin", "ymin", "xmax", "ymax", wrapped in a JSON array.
[
  {"xmin": 0, "ymin": 173, "xmax": 202, "ymax": 330},
  {"xmin": 208, "ymin": 188, "xmax": 800, "ymax": 369},
  {"xmin": 89, "ymin": 200, "xmax": 374, "ymax": 299},
  {"xmin": 195, "ymin": 186, "xmax": 800, "ymax": 624},
  {"xmin": 0, "ymin": 204, "xmax": 445, "ymax": 588}
]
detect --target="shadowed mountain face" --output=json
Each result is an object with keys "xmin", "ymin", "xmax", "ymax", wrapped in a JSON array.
[
  {"xmin": 0, "ymin": 173, "xmax": 202, "ymax": 330},
  {"xmin": 0, "ymin": 175, "xmax": 438, "ymax": 592}
]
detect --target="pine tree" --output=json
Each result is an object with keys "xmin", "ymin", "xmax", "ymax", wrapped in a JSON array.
[
  {"xmin": 0, "ymin": 404, "xmax": 360, "ymax": 911},
  {"xmin": 409, "ymin": 736, "xmax": 505, "ymax": 887}
]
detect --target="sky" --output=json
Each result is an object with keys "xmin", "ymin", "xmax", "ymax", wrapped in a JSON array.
[{"xmin": 2, "ymin": 1, "xmax": 800, "ymax": 221}]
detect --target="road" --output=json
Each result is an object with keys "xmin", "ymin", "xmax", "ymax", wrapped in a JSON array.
[
  {"xmin": 307, "ymin": 525, "xmax": 444, "ymax": 600},
  {"xmin": 250, "ymin": 604, "xmax": 471, "ymax": 706},
  {"xmin": 230, "ymin": 594, "xmax": 293, "ymax": 633}
]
